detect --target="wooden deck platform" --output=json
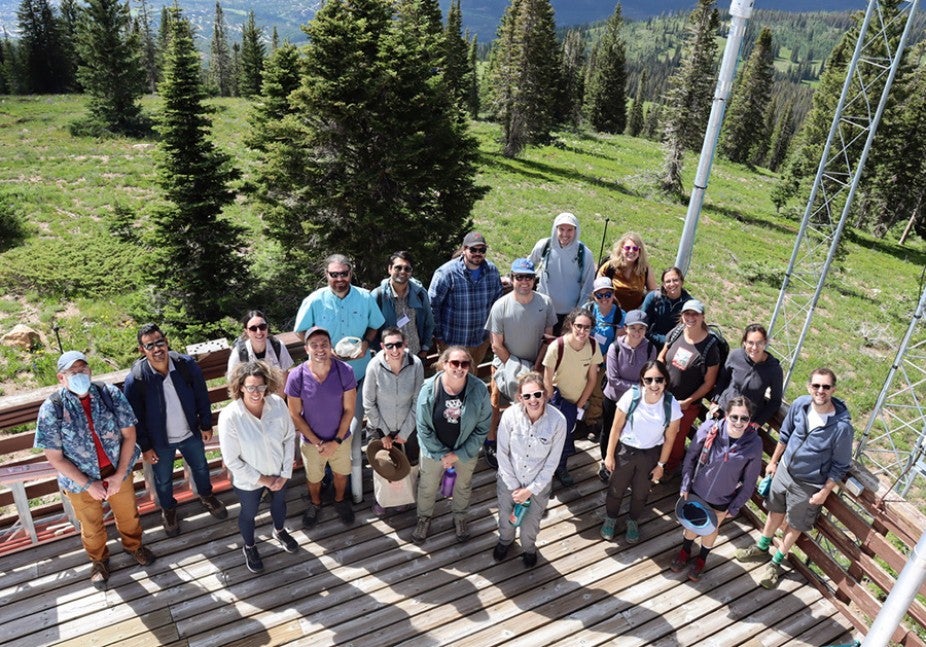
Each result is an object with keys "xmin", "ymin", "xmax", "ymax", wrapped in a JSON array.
[{"xmin": 0, "ymin": 441, "xmax": 856, "ymax": 647}]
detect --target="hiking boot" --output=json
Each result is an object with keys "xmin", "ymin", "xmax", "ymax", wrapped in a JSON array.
[
  {"xmin": 597, "ymin": 464, "xmax": 611, "ymax": 483},
  {"xmin": 161, "ymin": 507, "xmax": 180, "ymax": 537},
  {"xmin": 625, "ymin": 519, "xmax": 640, "ymax": 544},
  {"xmin": 334, "ymin": 499, "xmax": 355, "ymax": 525},
  {"xmin": 670, "ymin": 548, "xmax": 690, "ymax": 573},
  {"xmin": 555, "ymin": 467, "xmax": 574, "ymax": 487},
  {"xmin": 273, "ymin": 528, "xmax": 299, "ymax": 553},
  {"xmin": 735, "ymin": 543, "xmax": 771, "ymax": 563},
  {"xmin": 522, "ymin": 551, "xmax": 538, "ymax": 568},
  {"xmin": 131, "ymin": 546, "xmax": 156, "ymax": 567},
  {"xmin": 688, "ymin": 557, "xmax": 706, "ymax": 582},
  {"xmin": 90, "ymin": 560, "xmax": 109, "ymax": 591},
  {"xmin": 301, "ymin": 503, "xmax": 320, "ymax": 529},
  {"xmin": 243, "ymin": 545, "xmax": 264, "ymax": 573},
  {"xmin": 493, "ymin": 541, "xmax": 510, "ymax": 561},
  {"xmin": 454, "ymin": 517, "xmax": 470, "ymax": 543},
  {"xmin": 600, "ymin": 516, "xmax": 617, "ymax": 541},
  {"xmin": 412, "ymin": 516, "xmax": 431, "ymax": 544},
  {"xmin": 760, "ymin": 562, "xmax": 783, "ymax": 589},
  {"xmin": 484, "ymin": 441, "xmax": 499, "ymax": 470},
  {"xmin": 201, "ymin": 495, "xmax": 228, "ymax": 520}
]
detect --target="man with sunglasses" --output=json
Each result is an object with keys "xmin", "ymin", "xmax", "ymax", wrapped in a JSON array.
[
  {"xmin": 124, "ymin": 323, "xmax": 227, "ymax": 538},
  {"xmin": 428, "ymin": 231, "xmax": 503, "ymax": 371},
  {"xmin": 371, "ymin": 251, "xmax": 435, "ymax": 359},
  {"xmin": 736, "ymin": 367, "xmax": 854, "ymax": 590},
  {"xmin": 528, "ymin": 212, "xmax": 596, "ymax": 336},
  {"xmin": 293, "ymin": 254, "xmax": 385, "ymax": 504}
]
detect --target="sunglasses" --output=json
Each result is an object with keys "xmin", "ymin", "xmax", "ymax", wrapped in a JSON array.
[
  {"xmin": 467, "ymin": 246, "xmax": 487, "ymax": 254},
  {"xmin": 392, "ymin": 264, "xmax": 412, "ymax": 273},
  {"xmin": 573, "ymin": 323, "xmax": 592, "ymax": 331},
  {"xmin": 328, "ymin": 270, "xmax": 350, "ymax": 278},
  {"xmin": 247, "ymin": 323, "xmax": 268, "ymax": 332},
  {"xmin": 594, "ymin": 291, "xmax": 613, "ymax": 299},
  {"xmin": 623, "ymin": 245, "xmax": 640, "ymax": 252},
  {"xmin": 521, "ymin": 391, "xmax": 544, "ymax": 400},
  {"xmin": 383, "ymin": 341, "xmax": 404, "ymax": 350},
  {"xmin": 727, "ymin": 414, "xmax": 750, "ymax": 423},
  {"xmin": 243, "ymin": 384, "xmax": 268, "ymax": 393},
  {"xmin": 142, "ymin": 339, "xmax": 168, "ymax": 351},
  {"xmin": 448, "ymin": 359, "xmax": 472, "ymax": 369},
  {"xmin": 811, "ymin": 383, "xmax": 833, "ymax": 391},
  {"xmin": 512, "ymin": 274, "xmax": 535, "ymax": 281},
  {"xmin": 642, "ymin": 376, "xmax": 665, "ymax": 385}
]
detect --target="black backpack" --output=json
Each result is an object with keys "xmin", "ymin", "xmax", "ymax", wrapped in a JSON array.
[
  {"xmin": 665, "ymin": 323, "xmax": 729, "ymax": 377},
  {"xmin": 234, "ymin": 336, "xmax": 282, "ymax": 363},
  {"xmin": 49, "ymin": 382, "xmax": 117, "ymax": 419}
]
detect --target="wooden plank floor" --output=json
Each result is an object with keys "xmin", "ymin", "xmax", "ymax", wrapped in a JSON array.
[{"xmin": 0, "ymin": 440, "xmax": 856, "ymax": 647}]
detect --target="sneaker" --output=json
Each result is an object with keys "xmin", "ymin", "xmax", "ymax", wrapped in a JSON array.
[
  {"xmin": 688, "ymin": 557, "xmax": 706, "ymax": 582},
  {"xmin": 201, "ymin": 495, "xmax": 228, "ymax": 520},
  {"xmin": 90, "ymin": 560, "xmax": 109, "ymax": 591},
  {"xmin": 161, "ymin": 507, "xmax": 180, "ymax": 537},
  {"xmin": 735, "ymin": 543, "xmax": 771, "ymax": 563},
  {"xmin": 273, "ymin": 528, "xmax": 299, "ymax": 553},
  {"xmin": 131, "ymin": 546, "xmax": 156, "ymax": 567},
  {"xmin": 243, "ymin": 545, "xmax": 264, "ymax": 573},
  {"xmin": 412, "ymin": 516, "xmax": 431, "ymax": 544},
  {"xmin": 670, "ymin": 548, "xmax": 690, "ymax": 573},
  {"xmin": 600, "ymin": 516, "xmax": 617, "ymax": 541},
  {"xmin": 302, "ymin": 503, "xmax": 320, "ymax": 529},
  {"xmin": 597, "ymin": 464, "xmax": 611, "ymax": 483},
  {"xmin": 454, "ymin": 517, "xmax": 470, "ymax": 543},
  {"xmin": 760, "ymin": 562, "xmax": 783, "ymax": 589},
  {"xmin": 493, "ymin": 541, "xmax": 510, "ymax": 561},
  {"xmin": 554, "ymin": 467, "xmax": 574, "ymax": 487},
  {"xmin": 625, "ymin": 519, "xmax": 640, "ymax": 544},
  {"xmin": 334, "ymin": 499, "xmax": 355, "ymax": 525},
  {"xmin": 372, "ymin": 503, "xmax": 386, "ymax": 516},
  {"xmin": 484, "ymin": 441, "xmax": 499, "ymax": 470},
  {"xmin": 522, "ymin": 551, "xmax": 538, "ymax": 568}
]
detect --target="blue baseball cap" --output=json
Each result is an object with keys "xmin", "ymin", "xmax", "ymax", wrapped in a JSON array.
[
  {"xmin": 57, "ymin": 350, "xmax": 88, "ymax": 372},
  {"xmin": 510, "ymin": 258, "xmax": 537, "ymax": 274}
]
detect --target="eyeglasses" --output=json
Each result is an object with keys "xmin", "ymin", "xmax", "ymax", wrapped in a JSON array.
[
  {"xmin": 467, "ymin": 246, "xmax": 487, "ymax": 254},
  {"xmin": 243, "ymin": 384, "xmax": 269, "ymax": 393},
  {"xmin": 448, "ymin": 359, "xmax": 472, "ymax": 369},
  {"xmin": 521, "ymin": 391, "xmax": 544, "ymax": 400},
  {"xmin": 383, "ymin": 341, "xmax": 404, "ymax": 350},
  {"xmin": 811, "ymin": 383, "xmax": 833, "ymax": 391},
  {"xmin": 392, "ymin": 264, "xmax": 412, "ymax": 273},
  {"xmin": 642, "ymin": 376, "xmax": 665, "ymax": 385},
  {"xmin": 573, "ymin": 323, "xmax": 592, "ymax": 331},
  {"xmin": 247, "ymin": 323, "xmax": 268, "ymax": 332},
  {"xmin": 594, "ymin": 291, "xmax": 613, "ymax": 299},
  {"xmin": 623, "ymin": 245, "xmax": 640, "ymax": 252},
  {"xmin": 142, "ymin": 339, "xmax": 168, "ymax": 351},
  {"xmin": 512, "ymin": 274, "xmax": 535, "ymax": 282},
  {"xmin": 727, "ymin": 414, "xmax": 750, "ymax": 423}
]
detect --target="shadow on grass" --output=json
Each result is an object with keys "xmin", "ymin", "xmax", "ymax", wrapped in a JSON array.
[
  {"xmin": 844, "ymin": 228, "xmax": 926, "ymax": 267},
  {"xmin": 702, "ymin": 203, "xmax": 798, "ymax": 237},
  {"xmin": 480, "ymin": 152, "xmax": 638, "ymax": 198}
]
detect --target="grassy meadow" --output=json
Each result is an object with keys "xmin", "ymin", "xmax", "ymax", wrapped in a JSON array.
[{"xmin": 1, "ymin": 93, "xmax": 925, "ymax": 429}]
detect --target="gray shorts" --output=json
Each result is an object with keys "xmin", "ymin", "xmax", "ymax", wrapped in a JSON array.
[{"xmin": 767, "ymin": 465, "xmax": 823, "ymax": 532}]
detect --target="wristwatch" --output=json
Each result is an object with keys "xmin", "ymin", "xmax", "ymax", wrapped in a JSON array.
[
  {"xmin": 334, "ymin": 437, "xmax": 344, "ymax": 444},
  {"xmin": 657, "ymin": 461, "xmax": 666, "ymax": 468}
]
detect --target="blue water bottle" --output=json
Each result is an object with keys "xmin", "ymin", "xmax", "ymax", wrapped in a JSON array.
[
  {"xmin": 440, "ymin": 467, "xmax": 456, "ymax": 498},
  {"xmin": 510, "ymin": 499, "xmax": 531, "ymax": 527}
]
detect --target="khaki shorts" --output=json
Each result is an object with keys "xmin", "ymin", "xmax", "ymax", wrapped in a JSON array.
[
  {"xmin": 767, "ymin": 465, "xmax": 823, "ymax": 532},
  {"xmin": 300, "ymin": 437, "xmax": 352, "ymax": 483}
]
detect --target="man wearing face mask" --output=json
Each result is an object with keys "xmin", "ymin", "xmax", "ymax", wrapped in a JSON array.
[{"xmin": 35, "ymin": 351, "xmax": 156, "ymax": 591}]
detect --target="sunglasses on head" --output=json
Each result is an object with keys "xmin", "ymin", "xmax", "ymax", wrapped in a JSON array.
[
  {"xmin": 448, "ymin": 359, "xmax": 471, "ymax": 369},
  {"xmin": 383, "ymin": 341, "xmax": 404, "ymax": 350},
  {"xmin": 727, "ymin": 414, "xmax": 750, "ymax": 423},
  {"xmin": 642, "ymin": 376, "xmax": 665, "ymax": 385},
  {"xmin": 142, "ymin": 339, "xmax": 167, "ymax": 351},
  {"xmin": 467, "ymin": 246, "xmax": 487, "ymax": 254},
  {"xmin": 811, "ymin": 383, "xmax": 833, "ymax": 391},
  {"xmin": 328, "ymin": 270, "xmax": 350, "ymax": 278},
  {"xmin": 247, "ymin": 323, "xmax": 268, "ymax": 332},
  {"xmin": 623, "ymin": 245, "xmax": 640, "ymax": 252},
  {"xmin": 521, "ymin": 391, "xmax": 544, "ymax": 401}
]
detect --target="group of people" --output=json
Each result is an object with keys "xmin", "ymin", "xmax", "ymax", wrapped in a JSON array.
[{"xmin": 35, "ymin": 213, "xmax": 855, "ymax": 592}]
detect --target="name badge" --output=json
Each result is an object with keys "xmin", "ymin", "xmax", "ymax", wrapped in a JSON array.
[
  {"xmin": 594, "ymin": 333, "xmax": 606, "ymax": 346},
  {"xmin": 396, "ymin": 314, "xmax": 411, "ymax": 328}
]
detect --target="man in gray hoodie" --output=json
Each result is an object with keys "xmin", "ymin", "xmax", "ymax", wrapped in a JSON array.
[{"xmin": 528, "ymin": 212, "xmax": 597, "ymax": 335}]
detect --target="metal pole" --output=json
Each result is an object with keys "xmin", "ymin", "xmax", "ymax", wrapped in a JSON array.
[
  {"xmin": 598, "ymin": 217, "xmax": 611, "ymax": 266},
  {"xmin": 52, "ymin": 324, "xmax": 63, "ymax": 354},
  {"xmin": 674, "ymin": 0, "xmax": 754, "ymax": 275},
  {"xmin": 861, "ymin": 530, "xmax": 926, "ymax": 646}
]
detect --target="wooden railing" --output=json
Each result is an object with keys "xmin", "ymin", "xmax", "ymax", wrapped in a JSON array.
[{"xmin": 1, "ymin": 341, "xmax": 924, "ymax": 643}]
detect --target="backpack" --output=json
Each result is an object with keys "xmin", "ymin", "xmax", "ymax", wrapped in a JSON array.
[
  {"xmin": 665, "ymin": 323, "xmax": 729, "ymax": 377},
  {"xmin": 235, "ymin": 336, "xmax": 282, "ymax": 363},
  {"xmin": 625, "ymin": 384, "xmax": 674, "ymax": 431},
  {"xmin": 540, "ymin": 238, "xmax": 588, "ymax": 288},
  {"xmin": 552, "ymin": 335, "xmax": 598, "ymax": 373},
  {"xmin": 49, "ymin": 382, "xmax": 117, "ymax": 419}
]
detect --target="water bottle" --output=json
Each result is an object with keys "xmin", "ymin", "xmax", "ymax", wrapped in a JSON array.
[
  {"xmin": 440, "ymin": 467, "xmax": 456, "ymax": 498},
  {"xmin": 510, "ymin": 499, "xmax": 531, "ymax": 527}
]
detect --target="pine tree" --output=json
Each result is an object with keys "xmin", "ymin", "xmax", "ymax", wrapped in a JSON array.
[
  {"xmin": 74, "ymin": 0, "xmax": 147, "ymax": 135},
  {"xmin": 152, "ymin": 7, "xmax": 246, "ymax": 327},
  {"xmin": 238, "ymin": 11, "xmax": 265, "ymax": 98},
  {"xmin": 557, "ymin": 29, "xmax": 586, "ymax": 129},
  {"xmin": 17, "ymin": 0, "xmax": 71, "ymax": 93},
  {"xmin": 246, "ymin": 41, "xmax": 301, "ymax": 150},
  {"xmin": 642, "ymin": 101, "xmax": 662, "ymax": 140},
  {"xmin": 585, "ymin": 3, "xmax": 627, "ymax": 134},
  {"xmin": 230, "ymin": 42, "xmax": 241, "ymax": 97},
  {"xmin": 466, "ymin": 35, "xmax": 480, "ymax": 118},
  {"xmin": 135, "ymin": 0, "xmax": 158, "ymax": 93},
  {"xmin": 626, "ymin": 69, "xmax": 646, "ymax": 137},
  {"xmin": 443, "ymin": 0, "xmax": 470, "ymax": 112},
  {"xmin": 720, "ymin": 27, "xmax": 775, "ymax": 165},
  {"xmin": 271, "ymin": 27, "xmax": 279, "ymax": 52},
  {"xmin": 209, "ymin": 1, "xmax": 233, "ymax": 96},
  {"xmin": 58, "ymin": 0, "xmax": 81, "ymax": 91}
]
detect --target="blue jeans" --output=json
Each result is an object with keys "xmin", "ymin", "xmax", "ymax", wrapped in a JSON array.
[
  {"xmin": 235, "ymin": 486, "xmax": 287, "ymax": 546},
  {"xmin": 550, "ymin": 389, "xmax": 577, "ymax": 472},
  {"xmin": 153, "ymin": 434, "xmax": 213, "ymax": 509}
]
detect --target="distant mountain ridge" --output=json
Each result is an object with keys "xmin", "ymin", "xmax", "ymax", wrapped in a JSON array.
[{"xmin": 0, "ymin": 0, "xmax": 862, "ymax": 43}]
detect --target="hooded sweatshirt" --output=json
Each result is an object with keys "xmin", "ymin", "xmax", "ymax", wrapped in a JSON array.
[{"xmin": 529, "ymin": 212, "xmax": 596, "ymax": 315}]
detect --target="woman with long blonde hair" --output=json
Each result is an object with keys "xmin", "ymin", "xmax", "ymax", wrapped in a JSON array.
[{"xmin": 597, "ymin": 232, "xmax": 657, "ymax": 311}]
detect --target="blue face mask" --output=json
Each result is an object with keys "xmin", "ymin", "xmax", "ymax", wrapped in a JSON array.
[{"xmin": 66, "ymin": 372, "xmax": 91, "ymax": 396}]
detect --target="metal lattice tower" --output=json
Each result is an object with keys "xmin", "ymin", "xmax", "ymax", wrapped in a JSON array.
[
  {"xmin": 767, "ymin": 0, "xmax": 921, "ymax": 392},
  {"xmin": 856, "ymin": 279, "xmax": 926, "ymax": 496}
]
